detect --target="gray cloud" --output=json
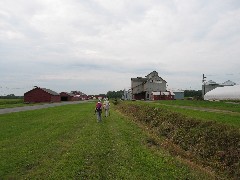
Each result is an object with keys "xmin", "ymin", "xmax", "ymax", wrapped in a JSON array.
[{"xmin": 1, "ymin": 0, "xmax": 240, "ymax": 95}]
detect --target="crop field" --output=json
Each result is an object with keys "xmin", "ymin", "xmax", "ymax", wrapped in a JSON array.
[
  {"xmin": 0, "ymin": 99, "xmax": 24, "ymax": 109},
  {"xmin": 0, "ymin": 102, "xmax": 215, "ymax": 179}
]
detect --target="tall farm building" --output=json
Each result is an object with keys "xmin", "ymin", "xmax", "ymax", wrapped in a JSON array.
[
  {"xmin": 131, "ymin": 71, "xmax": 167, "ymax": 100},
  {"xmin": 24, "ymin": 87, "xmax": 61, "ymax": 103}
]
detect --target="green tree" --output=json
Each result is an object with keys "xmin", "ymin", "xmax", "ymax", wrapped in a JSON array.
[
  {"xmin": 106, "ymin": 90, "xmax": 123, "ymax": 99},
  {"xmin": 184, "ymin": 90, "xmax": 202, "ymax": 98}
]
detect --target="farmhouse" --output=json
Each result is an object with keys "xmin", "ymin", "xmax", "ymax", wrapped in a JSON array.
[
  {"xmin": 131, "ymin": 71, "xmax": 167, "ymax": 100},
  {"xmin": 24, "ymin": 87, "xmax": 61, "ymax": 103}
]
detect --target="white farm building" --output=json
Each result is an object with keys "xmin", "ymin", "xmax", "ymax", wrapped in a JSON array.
[{"xmin": 204, "ymin": 85, "xmax": 240, "ymax": 101}]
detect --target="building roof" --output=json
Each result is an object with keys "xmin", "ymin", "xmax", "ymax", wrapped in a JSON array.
[
  {"xmin": 221, "ymin": 80, "xmax": 236, "ymax": 86},
  {"xmin": 205, "ymin": 80, "xmax": 218, "ymax": 85},
  {"xmin": 145, "ymin": 71, "xmax": 158, "ymax": 78},
  {"xmin": 41, "ymin": 88, "xmax": 59, "ymax": 96},
  {"xmin": 61, "ymin": 92, "xmax": 75, "ymax": 96},
  {"xmin": 173, "ymin": 90, "xmax": 184, "ymax": 93},
  {"xmin": 71, "ymin": 91, "xmax": 87, "ymax": 96},
  {"xmin": 205, "ymin": 80, "xmax": 236, "ymax": 86},
  {"xmin": 131, "ymin": 77, "xmax": 147, "ymax": 82},
  {"xmin": 131, "ymin": 72, "xmax": 166, "ymax": 83},
  {"xmin": 152, "ymin": 91, "xmax": 175, "ymax": 95},
  {"xmin": 24, "ymin": 87, "xmax": 59, "ymax": 96},
  {"xmin": 146, "ymin": 78, "xmax": 167, "ymax": 84}
]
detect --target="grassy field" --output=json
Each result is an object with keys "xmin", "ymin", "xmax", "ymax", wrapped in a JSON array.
[
  {"xmin": 149, "ymin": 100, "xmax": 240, "ymax": 128},
  {"xmin": 0, "ymin": 99, "xmax": 24, "ymax": 109},
  {"xmin": 153, "ymin": 100, "xmax": 240, "ymax": 113},
  {"xmin": 0, "ymin": 102, "xmax": 213, "ymax": 179}
]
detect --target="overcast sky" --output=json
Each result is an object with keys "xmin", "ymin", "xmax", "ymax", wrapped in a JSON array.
[{"xmin": 1, "ymin": 0, "xmax": 240, "ymax": 96}]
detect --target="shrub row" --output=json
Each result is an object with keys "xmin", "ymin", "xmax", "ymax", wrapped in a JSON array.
[{"xmin": 117, "ymin": 102, "xmax": 240, "ymax": 179}]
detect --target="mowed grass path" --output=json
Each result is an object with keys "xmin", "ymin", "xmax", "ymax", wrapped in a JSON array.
[{"xmin": 0, "ymin": 102, "xmax": 211, "ymax": 179}]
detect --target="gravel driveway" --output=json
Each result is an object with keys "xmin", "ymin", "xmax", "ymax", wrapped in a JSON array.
[{"xmin": 0, "ymin": 101, "xmax": 89, "ymax": 115}]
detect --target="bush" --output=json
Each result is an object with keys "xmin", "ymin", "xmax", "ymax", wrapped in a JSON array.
[
  {"xmin": 117, "ymin": 102, "xmax": 240, "ymax": 179},
  {"xmin": 112, "ymin": 98, "xmax": 119, "ymax": 105}
]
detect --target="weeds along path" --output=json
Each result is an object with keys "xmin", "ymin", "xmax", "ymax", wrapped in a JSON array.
[{"xmin": 0, "ymin": 102, "xmax": 213, "ymax": 179}]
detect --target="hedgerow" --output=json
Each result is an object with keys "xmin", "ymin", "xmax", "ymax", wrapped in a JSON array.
[{"xmin": 117, "ymin": 102, "xmax": 240, "ymax": 179}]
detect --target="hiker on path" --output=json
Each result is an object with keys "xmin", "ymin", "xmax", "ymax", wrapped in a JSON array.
[
  {"xmin": 103, "ymin": 98, "xmax": 110, "ymax": 117},
  {"xmin": 95, "ymin": 100, "xmax": 102, "ymax": 122}
]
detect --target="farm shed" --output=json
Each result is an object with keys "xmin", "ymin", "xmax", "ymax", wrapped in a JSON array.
[
  {"xmin": 71, "ymin": 91, "xmax": 88, "ymax": 100},
  {"xmin": 60, "ymin": 92, "xmax": 76, "ymax": 101},
  {"xmin": 173, "ymin": 91, "xmax": 184, "ymax": 100},
  {"xmin": 24, "ymin": 87, "xmax": 61, "ymax": 103},
  {"xmin": 204, "ymin": 85, "xmax": 240, "ymax": 101},
  {"xmin": 151, "ymin": 91, "xmax": 175, "ymax": 100},
  {"xmin": 122, "ymin": 89, "xmax": 132, "ymax": 100}
]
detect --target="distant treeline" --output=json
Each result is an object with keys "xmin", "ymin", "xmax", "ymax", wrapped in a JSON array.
[
  {"xmin": 106, "ymin": 90, "xmax": 124, "ymax": 99},
  {"xmin": 184, "ymin": 90, "xmax": 202, "ymax": 98},
  {"xmin": 0, "ymin": 94, "xmax": 23, "ymax": 99}
]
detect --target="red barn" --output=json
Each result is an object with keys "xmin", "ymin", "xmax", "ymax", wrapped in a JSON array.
[
  {"xmin": 60, "ymin": 92, "xmax": 79, "ymax": 101},
  {"xmin": 24, "ymin": 87, "xmax": 61, "ymax": 103},
  {"xmin": 71, "ymin": 91, "xmax": 88, "ymax": 100}
]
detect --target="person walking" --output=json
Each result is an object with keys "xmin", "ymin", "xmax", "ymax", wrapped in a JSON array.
[
  {"xmin": 95, "ymin": 100, "xmax": 102, "ymax": 122},
  {"xmin": 103, "ymin": 98, "xmax": 110, "ymax": 117}
]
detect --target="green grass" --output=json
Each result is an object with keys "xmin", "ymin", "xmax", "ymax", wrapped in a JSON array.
[
  {"xmin": 0, "ymin": 99, "xmax": 25, "ymax": 109},
  {"xmin": 153, "ymin": 100, "xmax": 240, "ymax": 113},
  {"xmin": 139, "ymin": 100, "xmax": 240, "ymax": 128},
  {"xmin": 163, "ymin": 105, "xmax": 240, "ymax": 128},
  {"xmin": 0, "ymin": 99, "xmax": 49, "ymax": 109},
  {"xmin": 0, "ymin": 102, "xmax": 212, "ymax": 179},
  {"xmin": 118, "ymin": 101, "xmax": 240, "ymax": 179}
]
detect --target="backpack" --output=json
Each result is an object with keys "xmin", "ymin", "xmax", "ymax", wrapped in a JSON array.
[{"xmin": 96, "ymin": 103, "xmax": 102, "ymax": 112}]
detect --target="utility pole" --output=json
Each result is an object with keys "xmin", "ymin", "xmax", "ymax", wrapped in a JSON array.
[{"xmin": 202, "ymin": 74, "xmax": 206, "ymax": 98}]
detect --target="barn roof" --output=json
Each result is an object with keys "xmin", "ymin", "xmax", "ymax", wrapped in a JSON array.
[
  {"xmin": 221, "ymin": 80, "xmax": 236, "ymax": 86},
  {"xmin": 205, "ymin": 80, "xmax": 218, "ymax": 85},
  {"xmin": 173, "ymin": 90, "xmax": 184, "ymax": 93},
  {"xmin": 131, "ymin": 72, "xmax": 167, "ymax": 84},
  {"xmin": 41, "ymin": 88, "xmax": 59, "ymax": 95},
  {"xmin": 61, "ymin": 92, "xmax": 75, "ymax": 96},
  {"xmin": 131, "ymin": 77, "xmax": 147, "ymax": 82}
]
